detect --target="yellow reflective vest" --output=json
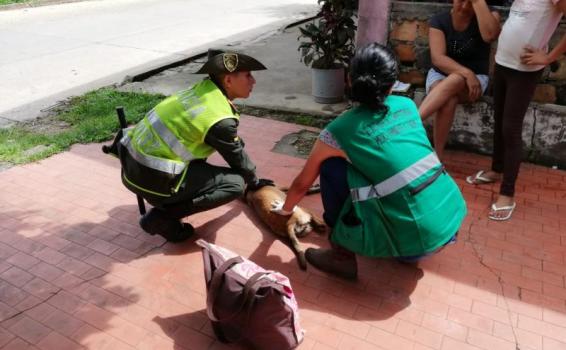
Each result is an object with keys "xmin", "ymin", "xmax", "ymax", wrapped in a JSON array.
[{"xmin": 119, "ymin": 79, "xmax": 238, "ymax": 198}]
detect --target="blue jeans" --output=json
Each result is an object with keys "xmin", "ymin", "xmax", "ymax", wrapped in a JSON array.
[{"xmin": 319, "ymin": 157, "xmax": 457, "ymax": 262}]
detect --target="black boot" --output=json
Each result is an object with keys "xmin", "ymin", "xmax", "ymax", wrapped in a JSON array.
[
  {"xmin": 305, "ymin": 243, "xmax": 357, "ymax": 280},
  {"xmin": 139, "ymin": 208, "xmax": 194, "ymax": 243}
]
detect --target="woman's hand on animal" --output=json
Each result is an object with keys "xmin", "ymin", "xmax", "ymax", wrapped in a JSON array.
[
  {"xmin": 521, "ymin": 46, "xmax": 551, "ymax": 66},
  {"xmin": 270, "ymin": 200, "xmax": 295, "ymax": 216},
  {"xmin": 462, "ymin": 71, "xmax": 481, "ymax": 101},
  {"xmin": 247, "ymin": 178, "xmax": 275, "ymax": 191}
]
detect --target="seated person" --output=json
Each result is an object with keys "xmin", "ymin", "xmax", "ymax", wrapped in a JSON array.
[
  {"xmin": 419, "ymin": 0, "xmax": 500, "ymax": 159},
  {"xmin": 271, "ymin": 43, "xmax": 467, "ymax": 279},
  {"xmin": 118, "ymin": 49, "xmax": 274, "ymax": 242}
]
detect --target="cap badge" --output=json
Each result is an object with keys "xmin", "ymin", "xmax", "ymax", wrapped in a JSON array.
[{"xmin": 223, "ymin": 53, "xmax": 238, "ymax": 73}]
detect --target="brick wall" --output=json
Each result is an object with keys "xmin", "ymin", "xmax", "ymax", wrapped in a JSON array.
[{"xmin": 389, "ymin": 1, "xmax": 566, "ymax": 105}]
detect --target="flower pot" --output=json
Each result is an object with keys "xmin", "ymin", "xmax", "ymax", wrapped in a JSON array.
[{"xmin": 312, "ymin": 67, "xmax": 345, "ymax": 104}]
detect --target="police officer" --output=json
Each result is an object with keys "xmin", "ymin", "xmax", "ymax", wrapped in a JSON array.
[{"xmin": 119, "ymin": 49, "xmax": 274, "ymax": 242}]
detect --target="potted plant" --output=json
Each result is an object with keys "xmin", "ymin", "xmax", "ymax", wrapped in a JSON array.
[{"xmin": 298, "ymin": 0, "xmax": 357, "ymax": 103}]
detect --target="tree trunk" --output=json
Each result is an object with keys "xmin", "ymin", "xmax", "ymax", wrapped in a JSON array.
[{"xmin": 355, "ymin": 0, "xmax": 391, "ymax": 48}]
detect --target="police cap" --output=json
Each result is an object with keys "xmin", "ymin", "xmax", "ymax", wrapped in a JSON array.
[{"xmin": 195, "ymin": 49, "xmax": 267, "ymax": 74}]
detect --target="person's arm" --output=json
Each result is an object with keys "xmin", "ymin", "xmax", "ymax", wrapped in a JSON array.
[
  {"xmin": 521, "ymin": 0, "xmax": 566, "ymax": 65},
  {"xmin": 279, "ymin": 140, "xmax": 347, "ymax": 213},
  {"xmin": 470, "ymin": 0, "xmax": 501, "ymax": 42},
  {"xmin": 204, "ymin": 118, "xmax": 257, "ymax": 184}
]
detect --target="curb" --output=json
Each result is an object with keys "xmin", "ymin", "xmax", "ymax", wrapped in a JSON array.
[{"xmin": 123, "ymin": 15, "xmax": 318, "ymax": 84}]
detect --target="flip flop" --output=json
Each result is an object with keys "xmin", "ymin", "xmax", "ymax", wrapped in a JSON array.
[
  {"xmin": 466, "ymin": 170, "xmax": 497, "ymax": 185},
  {"xmin": 488, "ymin": 202, "xmax": 516, "ymax": 221}
]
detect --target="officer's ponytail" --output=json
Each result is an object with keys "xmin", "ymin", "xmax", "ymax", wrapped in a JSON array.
[{"xmin": 349, "ymin": 43, "xmax": 398, "ymax": 115}]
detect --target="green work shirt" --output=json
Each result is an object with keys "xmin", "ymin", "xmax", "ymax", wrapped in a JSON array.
[{"xmin": 327, "ymin": 95, "xmax": 467, "ymax": 257}]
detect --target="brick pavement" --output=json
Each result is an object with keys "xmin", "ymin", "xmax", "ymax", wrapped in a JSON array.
[{"xmin": 0, "ymin": 115, "xmax": 565, "ymax": 350}]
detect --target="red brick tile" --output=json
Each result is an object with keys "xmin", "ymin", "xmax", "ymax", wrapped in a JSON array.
[
  {"xmin": 422, "ymin": 313, "xmax": 468, "ymax": 342},
  {"xmin": 518, "ymin": 314, "xmax": 566, "ymax": 344},
  {"xmin": 316, "ymin": 292, "xmax": 357, "ymax": 318},
  {"xmin": 35, "ymin": 236, "xmax": 71, "ymax": 251},
  {"xmin": 447, "ymin": 307, "xmax": 494, "ymax": 334},
  {"xmin": 366, "ymin": 326, "xmax": 415, "ymax": 350},
  {"xmin": 352, "ymin": 306, "xmax": 399, "ymax": 333},
  {"xmin": 28, "ymin": 261, "xmax": 65, "ymax": 281},
  {"xmin": 338, "ymin": 333, "xmax": 385, "ymax": 350},
  {"xmin": 453, "ymin": 283, "xmax": 498, "ymax": 306},
  {"xmin": 32, "ymin": 246, "xmax": 67, "ymax": 265},
  {"xmin": 494, "ymin": 321, "xmax": 543, "ymax": 350},
  {"xmin": 0, "ymin": 327, "xmax": 15, "ymax": 348},
  {"xmin": 57, "ymin": 257, "xmax": 92, "ymax": 277},
  {"xmin": 43, "ymin": 309, "xmax": 85, "ymax": 337},
  {"xmin": 0, "ymin": 266, "xmax": 34, "ymax": 287},
  {"xmin": 83, "ymin": 252, "xmax": 117, "ymax": 272},
  {"xmin": 22, "ymin": 277, "xmax": 59, "ymax": 299},
  {"xmin": 59, "ymin": 243, "xmax": 95, "ymax": 261},
  {"xmin": 87, "ymin": 239, "xmax": 120, "ymax": 256},
  {"xmin": 171, "ymin": 324, "xmax": 214, "ymax": 350},
  {"xmin": 69, "ymin": 323, "xmax": 117, "ymax": 349},
  {"xmin": 522, "ymin": 267, "xmax": 564, "ymax": 288},
  {"xmin": 0, "ymin": 280, "xmax": 30, "ymax": 306},
  {"xmin": 60, "ymin": 230, "xmax": 97, "ymax": 247},
  {"xmin": 395, "ymin": 319, "xmax": 443, "ymax": 349},
  {"xmin": 0, "ymin": 243, "xmax": 17, "ymax": 260},
  {"xmin": 24, "ymin": 301, "xmax": 57, "ymax": 323},
  {"xmin": 6, "ymin": 316, "xmax": 51, "ymax": 344},
  {"xmin": 2, "ymin": 338, "xmax": 39, "ymax": 350},
  {"xmin": 73, "ymin": 303, "xmax": 115, "ymax": 330},
  {"xmin": 324, "ymin": 315, "xmax": 370, "ymax": 339},
  {"xmin": 52, "ymin": 273, "xmax": 84, "ymax": 290},
  {"xmin": 105, "ymin": 316, "xmax": 147, "ymax": 347},
  {"xmin": 111, "ymin": 234, "xmax": 143, "ymax": 251},
  {"xmin": 6, "ymin": 252, "xmax": 40, "ymax": 270},
  {"xmin": 429, "ymin": 287, "xmax": 473, "ymax": 311},
  {"xmin": 37, "ymin": 331, "xmax": 84, "ymax": 350},
  {"xmin": 441, "ymin": 337, "xmax": 483, "ymax": 350},
  {"xmin": 543, "ymin": 283, "xmax": 566, "ymax": 301},
  {"xmin": 472, "ymin": 300, "xmax": 514, "ymax": 325},
  {"xmin": 544, "ymin": 337, "xmax": 566, "ymax": 350},
  {"xmin": 467, "ymin": 328, "xmax": 516, "ymax": 350},
  {"xmin": 47, "ymin": 291, "xmax": 86, "ymax": 314}
]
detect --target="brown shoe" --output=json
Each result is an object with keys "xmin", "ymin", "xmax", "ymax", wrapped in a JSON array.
[{"xmin": 305, "ymin": 246, "xmax": 357, "ymax": 280}]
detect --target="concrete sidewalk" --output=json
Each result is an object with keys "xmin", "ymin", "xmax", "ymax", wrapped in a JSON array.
[{"xmin": 1, "ymin": 116, "xmax": 566, "ymax": 350}]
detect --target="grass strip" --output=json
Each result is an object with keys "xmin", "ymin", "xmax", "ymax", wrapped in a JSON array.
[{"xmin": 0, "ymin": 88, "xmax": 164, "ymax": 165}]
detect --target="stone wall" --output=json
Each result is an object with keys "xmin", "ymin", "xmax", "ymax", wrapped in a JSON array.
[{"xmin": 389, "ymin": 1, "xmax": 566, "ymax": 105}]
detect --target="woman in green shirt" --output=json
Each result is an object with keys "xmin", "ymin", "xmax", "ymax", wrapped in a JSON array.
[{"xmin": 271, "ymin": 43, "xmax": 466, "ymax": 279}]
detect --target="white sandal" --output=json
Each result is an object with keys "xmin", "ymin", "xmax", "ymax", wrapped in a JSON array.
[
  {"xmin": 488, "ymin": 202, "xmax": 516, "ymax": 221},
  {"xmin": 466, "ymin": 170, "xmax": 498, "ymax": 185}
]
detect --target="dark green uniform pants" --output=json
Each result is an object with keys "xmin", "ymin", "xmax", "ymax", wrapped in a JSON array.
[{"xmin": 147, "ymin": 160, "xmax": 245, "ymax": 219}]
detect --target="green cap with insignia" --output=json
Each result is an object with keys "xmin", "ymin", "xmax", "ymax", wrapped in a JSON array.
[{"xmin": 195, "ymin": 49, "xmax": 267, "ymax": 74}]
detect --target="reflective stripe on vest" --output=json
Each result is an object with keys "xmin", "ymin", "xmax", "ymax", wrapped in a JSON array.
[
  {"xmin": 147, "ymin": 109, "xmax": 196, "ymax": 163},
  {"xmin": 350, "ymin": 153, "xmax": 441, "ymax": 202},
  {"xmin": 121, "ymin": 133, "xmax": 186, "ymax": 175}
]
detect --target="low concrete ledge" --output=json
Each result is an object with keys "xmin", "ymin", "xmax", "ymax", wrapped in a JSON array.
[{"xmin": 420, "ymin": 94, "xmax": 566, "ymax": 169}]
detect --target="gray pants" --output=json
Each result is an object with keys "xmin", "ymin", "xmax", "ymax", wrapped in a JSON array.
[{"xmin": 148, "ymin": 160, "xmax": 245, "ymax": 219}]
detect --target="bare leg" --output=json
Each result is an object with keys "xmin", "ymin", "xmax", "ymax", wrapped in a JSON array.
[
  {"xmin": 419, "ymin": 73, "xmax": 466, "ymax": 119},
  {"xmin": 433, "ymin": 95, "xmax": 458, "ymax": 159}
]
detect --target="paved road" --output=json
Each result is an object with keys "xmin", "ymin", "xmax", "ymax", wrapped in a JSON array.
[{"xmin": 0, "ymin": 0, "xmax": 318, "ymax": 126}]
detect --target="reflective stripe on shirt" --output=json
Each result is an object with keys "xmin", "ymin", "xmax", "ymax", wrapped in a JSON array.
[{"xmin": 350, "ymin": 153, "xmax": 441, "ymax": 202}]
